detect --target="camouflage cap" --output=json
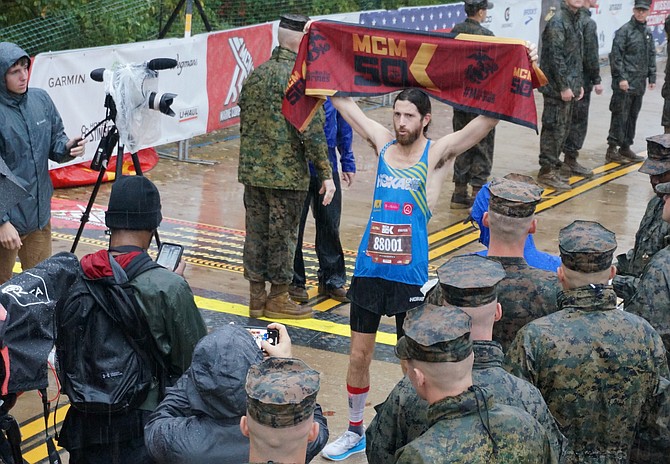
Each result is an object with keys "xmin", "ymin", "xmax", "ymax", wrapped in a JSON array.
[
  {"xmin": 559, "ymin": 220, "xmax": 617, "ymax": 272},
  {"xmin": 278, "ymin": 13, "xmax": 310, "ymax": 32},
  {"xmin": 488, "ymin": 176, "xmax": 543, "ymax": 218},
  {"xmin": 639, "ymin": 134, "xmax": 670, "ymax": 175},
  {"xmin": 437, "ymin": 255, "xmax": 506, "ymax": 307},
  {"xmin": 395, "ymin": 304, "xmax": 473, "ymax": 363},
  {"xmin": 245, "ymin": 357, "xmax": 320, "ymax": 428},
  {"xmin": 655, "ymin": 182, "xmax": 670, "ymax": 194},
  {"xmin": 634, "ymin": 0, "xmax": 651, "ymax": 9}
]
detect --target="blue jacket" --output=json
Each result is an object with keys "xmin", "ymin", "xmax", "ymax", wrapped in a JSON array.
[
  {"xmin": 0, "ymin": 42, "xmax": 74, "ymax": 235},
  {"xmin": 309, "ymin": 98, "xmax": 355, "ymax": 176}
]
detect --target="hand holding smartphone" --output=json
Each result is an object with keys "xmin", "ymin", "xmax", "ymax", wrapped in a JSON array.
[
  {"xmin": 156, "ymin": 242, "xmax": 184, "ymax": 271},
  {"xmin": 245, "ymin": 326, "xmax": 280, "ymax": 349}
]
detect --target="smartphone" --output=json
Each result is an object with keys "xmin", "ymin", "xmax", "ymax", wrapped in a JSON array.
[
  {"xmin": 156, "ymin": 242, "xmax": 184, "ymax": 271},
  {"xmin": 245, "ymin": 326, "xmax": 280, "ymax": 349}
]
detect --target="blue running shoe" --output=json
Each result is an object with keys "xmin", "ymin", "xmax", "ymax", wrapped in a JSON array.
[{"xmin": 321, "ymin": 429, "xmax": 366, "ymax": 461}]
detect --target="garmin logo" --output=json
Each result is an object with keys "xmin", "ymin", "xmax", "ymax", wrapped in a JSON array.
[
  {"xmin": 225, "ymin": 36, "xmax": 255, "ymax": 106},
  {"xmin": 49, "ymin": 74, "xmax": 85, "ymax": 87},
  {"xmin": 176, "ymin": 55, "xmax": 198, "ymax": 75}
]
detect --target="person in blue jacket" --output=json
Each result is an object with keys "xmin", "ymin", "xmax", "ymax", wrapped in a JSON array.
[{"xmin": 291, "ymin": 98, "xmax": 356, "ymax": 303}]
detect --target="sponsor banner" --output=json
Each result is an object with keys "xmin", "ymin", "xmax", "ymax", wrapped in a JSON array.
[
  {"xmin": 283, "ymin": 20, "xmax": 544, "ymax": 132},
  {"xmin": 649, "ymin": 0, "xmax": 670, "ymax": 47},
  {"xmin": 206, "ymin": 23, "xmax": 273, "ymax": 132},
  {"xmin": 488, "ymin": 0, "xmax": 542, "ymax": 43},
  {"xmin": 31, "ymin": 35, "xmax": 210, "ymax": 169},
  {"xmin": 591, "ymin": 0, "xmax": 636, "ymax": 55}
]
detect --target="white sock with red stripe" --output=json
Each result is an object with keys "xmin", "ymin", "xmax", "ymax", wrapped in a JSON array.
[{"xmin": 347, "ymin": 384, "xmax": 369, "ymax": 436}]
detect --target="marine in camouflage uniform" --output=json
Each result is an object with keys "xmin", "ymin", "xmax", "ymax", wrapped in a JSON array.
[
  {"xmin": 506, "ymin": 220, "xmax": 670, "ymax": 463},
  {"xmin": 366, "ymin": 255, "xmax": 565, "ymax": 463},
  {"xmin": 561, "ymin": 1, "xmax": 601, "ymax": 178},
  {"xmin": 366, "ymin": 342, "xmax": 566, "ymax": 463},
  {"xmin": 244, "ymin": 357, "xmax": 321, "ymax": 463},
  {"xmin": 392, "ymin": 304, "xmax": 556, "ymax": 463},
  {"xmin": 484, "ymin": 175, "xmax": 561, "ymax": 351},
  {"xmin": 626, "ymin": 182, "xmax": 670, "ymax": 353},
  {"xmin": 449, "ymin": 0, "xmax": 495, "ymax": 209},
  {"xmin": 614, "ymin": 135, "xmax": 670, "ymax": 303},
  {"xmin": 537, "ymin": 0, "xmax": 584, "ymax": 191},
  {"xmin": 606, "ymin": 1, "xmax": 656, "ymax": 163},
  {"xmin": 238, "ymin": 14, "xmax": 333, "ymax": 319},
  {"xmin": 662, "ymin": 15, "xmax": 670, "ymax": 132}
]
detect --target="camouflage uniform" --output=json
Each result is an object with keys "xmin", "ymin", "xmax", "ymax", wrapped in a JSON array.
[
  {"xmin": 490, "ymin": 256, "xmax": 560, "ymax": 351},
  {"xmin": 614, "ymin": 136, "xmax": 670, "ymax": 302},
  {"xmin": 485, "ymin": 176, "xmax": 561, "ymax": 351},
  {"xmin": 394, "ymin": 386, "xmax": 555, "ymax": 463},
  {"xmin": 663, "ymin": 16, "xmax": 670, "ymax": 130},
  {"xmin": 366, "ymin": 340, "xmax": 567, "ymax": 464},
  {"xmin": 563, "ymin": 8, "xmax": 601, "ymax": 155},
  {"xmin": 238, "ymin": 46, "xmax": 331, "ymax": 285},
  {"xmin": 626, "ymin": 246, "xmax": 670, "ymax": 352},
  {"xmin": 614, "ymin": 197, "xmax": 670, "ymax": 301},
  {"xmin": 607, "ymin": 15, "xmax": 656, "ymax": 150},
  {"xmin": 506, "ymin": 221, "xmax": 669, "ymax": 462},
  {"xmin": 451, "ymin": 18, "xmax": 495, "ymax": 189},
  {"xmin": 538, "ymin": 2, "xmax": 584, "ymax": 170}
]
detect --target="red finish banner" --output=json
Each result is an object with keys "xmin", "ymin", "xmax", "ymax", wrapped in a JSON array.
[
  {"xmin": 206, "ymin": 23, "xmax": 273, "ymax": 132},
  {"xmin": 283, "ymin": 20, "xmax": 546, "ymax": 132}
]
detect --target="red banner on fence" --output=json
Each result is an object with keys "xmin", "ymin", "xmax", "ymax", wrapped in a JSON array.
[
  {"xmin": 283, "ymin": 20, "xmax": 546, "ymax": 132},
  {"xmin": 206, "ymin": 24, "xmax": 273, "ymax": 132}
]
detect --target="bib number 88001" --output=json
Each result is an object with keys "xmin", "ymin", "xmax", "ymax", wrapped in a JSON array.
[
  {"xmin": 372, "ymin": 236, "xmax": 404, "ymax": 253},
  {"xmin": 366, "ymin": 221, "xmax": 412, "ymax": 264}
]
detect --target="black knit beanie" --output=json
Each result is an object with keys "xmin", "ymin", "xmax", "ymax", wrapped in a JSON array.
[{"xmin": 105, "ymin": 175, "xmax": 162, "ymax": 230}]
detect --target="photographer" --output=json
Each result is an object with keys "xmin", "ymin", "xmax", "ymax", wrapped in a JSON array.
[
  {"xmin": 144, "ymin": 323, "xmax": 329, "ymax": 464},
  {"xmin": 0, "ymin": 42, "xmax": 86, "ymax": 284}
]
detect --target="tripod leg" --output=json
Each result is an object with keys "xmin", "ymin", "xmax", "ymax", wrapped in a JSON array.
[
  {"xmin": 130, "ymin": 152, "xmax": 143, "ymax": 176},
  {"xmin": 70, "ymin": 166, "xmax": 108, "ymax": 254}
]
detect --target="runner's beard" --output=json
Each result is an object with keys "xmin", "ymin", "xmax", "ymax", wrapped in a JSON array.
[{"xmin": 395, "ymin": 127, "xmax": 421, "ymax": 146}]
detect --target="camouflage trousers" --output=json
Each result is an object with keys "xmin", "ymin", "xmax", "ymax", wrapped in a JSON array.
[
  {"xmin": 243, "ymin": 185, "xmax": 306, "ymax": 285},
  {"xmin": 663, "ymin": 99, "xmax": 670, "ymax": 128},
  {"xmin": 539, "ymin": 96, "xmax": 574, "ymax": 169},
  {"xmin": 563, "ymin": 86, "xmax": 593, "ymax": 154},
  {"xmin": 607, "ymin": 89, "xmax": 644, "ymax": 148},
  {"xmin": 452, "ymin": 109, "xmax": 495, "ymax": 187}
]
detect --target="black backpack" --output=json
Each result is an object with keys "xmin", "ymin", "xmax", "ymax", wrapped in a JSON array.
[{"xmin": 55, "ymin": 249, "xmax": 164, "ymax": 414}]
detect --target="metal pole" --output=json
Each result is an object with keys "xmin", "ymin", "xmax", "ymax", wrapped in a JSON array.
[{"xmin": 184, "ymin": 0, "xmax": 193, "ymax": 38}]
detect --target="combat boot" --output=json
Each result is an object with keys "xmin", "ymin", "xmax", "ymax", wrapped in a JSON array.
[
  {"xmin": 450, "ymin": 183, "xmax": 472, "ymax": 209},
  {"xmin": 537, "ymin": 166, "xmax": 571, "ymax": 191},
  {"xmin": 562, "ymin": 152, "xmax": 593, "ymax": 178},
  {"xmin": 619, "ymin": 146, "xmax": 644, "ymax": 162},
  {"xmin": 249, "ymin": 281, "xmax": 266, "ymax": 318},
  {"xmin": 605, "ymin": 144, "xmax": 626, "ymax": 163},
  {"xmin": 289, "ymin": 284, "xmax": 309, "ymax": 303},
  {"xmin": 264, "ymin": 284, "xmax": 313, "ymax": 319}
]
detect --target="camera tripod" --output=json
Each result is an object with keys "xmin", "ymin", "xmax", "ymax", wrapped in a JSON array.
[{"xmin": 70, "ymin": 95, "xmax": 161, "ymax": 253}]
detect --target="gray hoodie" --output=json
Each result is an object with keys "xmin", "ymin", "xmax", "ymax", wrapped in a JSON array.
[
  {"xmin": 144, "ymin": 324, "xmax": 329, "ymax": 463},
  {"xmin": 0, "ymin": 42, "xmax": 73, "ymax": 234}
]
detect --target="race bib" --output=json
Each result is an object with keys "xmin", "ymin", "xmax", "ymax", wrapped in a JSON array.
[{"xmin": 366, "ymin": 221, "xmax": 412, "ymax": 264}]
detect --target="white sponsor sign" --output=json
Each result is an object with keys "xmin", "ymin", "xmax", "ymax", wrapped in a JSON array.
[
  {"xmin": 31, "ymin": 36, "xmax": 209, "ymax": 169},
  {"xmin": 487, "ymin": 0, "xmax": 543, "ymax": 44}
]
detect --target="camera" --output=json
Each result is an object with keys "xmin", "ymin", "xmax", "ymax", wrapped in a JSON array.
[{"xmin": 88, "ymin": 58, "xmax": 178, "ymax": 154}]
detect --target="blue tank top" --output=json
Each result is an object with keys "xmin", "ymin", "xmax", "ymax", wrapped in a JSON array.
[{"xmin": 354, "ymin": 139, "xmax": 432, "ymax": 285}]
